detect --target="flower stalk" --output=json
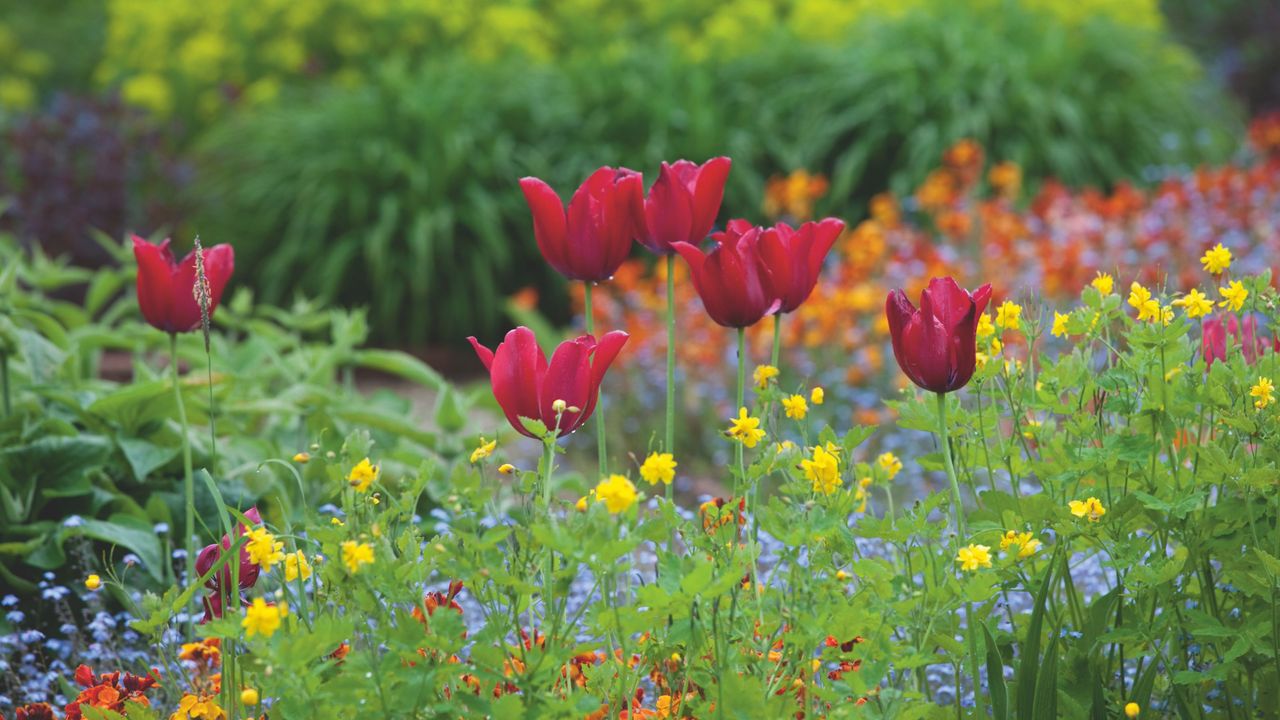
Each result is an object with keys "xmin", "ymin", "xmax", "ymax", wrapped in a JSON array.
[
  {"xmin": 171, "ymin": 333, "xmax": 196, "ymax": 598},
  {"xmin": 665, "ymin": 254, "xmax": 676, "ymax": 501},
  {"xmin": 583, "ymin": 282, "xmax": 608, "ymax": 478}
]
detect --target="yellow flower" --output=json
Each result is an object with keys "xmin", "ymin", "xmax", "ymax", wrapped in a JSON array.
[
  {"xmin": 726, "ymin": 407, "xmax": 766, "ymax": 448},
  {"xmin": 781, "ymin": 394, "xmax": 808, "ymax": 420},
  {"xmin": 284, "ymin": 550, "xmax": 312, "ymax": 582},
  {"xmin": 85, "ymin": 574, "xmax": 101, "ymax": 591},
  {"xmin": 498, "ymin": 463, "xmax": 516, "ymax": 474},
  {"xmin": 1091, "ymin": 272, "xmax": 1114, "ymax": 295},
  {"xmin": 575, "ymin": 495, "xmax": 589, "ymax": 512},
  {"xmin": 469, "ymin": 437, "xmax": 497, "ymax": 464},
  {"xmin": 956, "ymin": 544, "xmax": 992, "ymax": 572},
  {"xmin": 976, "ymin": 351, "xmax": 990, "ymax": 369},
  {"xmin": 800, "ymin": 445, "xmax": 841, "ymax": 495},
  {"xmin": 999, "ymin": 530, "xmax": 1042, "ymax": 559},
  {"xmin": 1124, "ymin": 702, "xmax": 1140, "ymax": 718},
  {"xmin": 330, "ymin": 517, "xmax": 344, "ymax": 527},
  {"xmin": 994, "ymin": 300, "xmax": 1022, "ymax": 331},
  {"xmin": 348, "ymin": 458, "xmax": 379, "ymax": 492},
  {"xmin": 877, "ymin": 452, "xmax": 902, "ymax": 479},
  {"xmin": 1218, "ymin": 281, "xmax": 1248, "ymax": 312},
  {"xmin": 292, "ymin": 452, "xmax": 310, "ymax": 464},
  {"xmin": 171, "ymin": 692, "xmax": 226, "ymax": 720},
  {"xmin": 1068, "ymin": 497, "xmax": 1107, "ymax": 522},
  {"xmin": 853, "ymin": 485, "xmax": 868, "ymax": 512},
  {"xmin": 811, "ymin": 386, "xmax": 825, "ymax": 405},
  {"xmin": 639, "ymin": 452, "xmax": 677, "ymax": 486},
  {"xmin": 1051, "ymin": 311, "xmax": 1069, "ymax": 338},
  {"xmin": 241, "ymin": 597, "xmax": 287, "ymax": 639},
  {"xmin": 594, "ymin": 474, "xmax": 638, "ymax": 514},
  {"xmin": 244, "ymin": 528, "xmax": 285, "ymax": 571},
  {"xmin": 1251, "ymin": 376, "xmax": 1274, "ymax": 410},
  {"xmin": 1128, "ymin": 282, "xmax": 1161, "ymax": 322},
  {"xmin": 753, "ymin": 364, "xmax": 780, "ymax": 389},
  {"xmin": 341, "ymin": 541, "xmax": 375, "ymax": 574},
  {"xmin": 1174, "ymin": 289, "xmax": 1213, "ymax": 318},
  {"xmin": 1200, "ymin": 242, "xmax": 1232, "ymax": 275},
  {"xmin": 976, "ymin": 312, "xmax": 995, "ymax": 338},
  {"xmin": 240, "ymin": 688, "xmax": 259, "ymax": 706}
]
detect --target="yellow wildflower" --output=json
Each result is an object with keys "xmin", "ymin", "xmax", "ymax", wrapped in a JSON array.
[
  {"xmin": 998, "ymin": 530, "xmax": 1042, "ymax": 559},
  {"xmin": 594, "ymin": 474, "xmax": 638, "ymax": 514},
  {"xmin": 994, "ymin": 300, "xmax": 1022, "ymax": 331},
  {"xmin": 1200, "ymin": 243, "xmax": 1232, "ymax": 275},
  {"xmin": 170, "ymin": 693, "xmax": 226, "ymax": 720},
  {"xmin": 1175, "ymin": 289, "xmax": 1213, "ymax": 318},
  {"xmin": 240, "ymin": 688, "xmax": 259, "ymax": 706},
  {"xmin": 498, "ymin": 463, "xmax": 516, "ymax": 474},
  {"xmin": 85, "ymin": 574, "xmax": 101, "ymax": 591},
  {"xmin": 639, "ymin": 452, "xmax": 677, "ymax": 486},
  {"xmin": 781, "ymin": 394, "xmax": 808, "ymax": 420},
  {"xmin": 469, "ymin": 437, "xmax": 497, "ymax": 464},
  {"xmin": 1124, "ymin": 702, "xmax": 1140, "ymax": 718},
  {"xmin": 799, "ymin": 445, "xmax": 841, "ymax": 495},
  {"xmin": 1128, "ymin": 282, "xmax": 1161, "ymax": 322},
  {"xmin": 1218, "ymin": 281, "xmax": 1248, "ymax": 312},
  {"xmin": 1091, "ymin": 272, "xmax": 1114, "ymax": 295},
  {"xmin": 284, "ymin": 550, "xmax": 312, "ymax": 582},
  {"xmin": 241, "ymin": 598, "xmax": 287, "ymax": 639},
  {"xmin": 1051, "ymin": 311, "xmax": 1069, "ymax": 338},
  {"xmin": 956, "ymin": 544, "xmax": 992, "ymax": 572},
  {"xmin": 1251, "ymin": 376, "xmax": 1274, "ymax": 410},
  {"xmin": 244, "ymin": 528, "xmax": 285, "ymax": 571},
  {"xmin": 877, "ymin": 452, "xmax": 902, "ymax": 479},
  {"xmin": 330, "ymin": 517, "xmax": 344, "ymax": 527},
  {"xmin": 753, "ymin": 364, "xmax": 780, "ymax": 389},
  {"xmin": 726, "ymin": 407, "xmax": 766, "ymax": 448},
  {"xmin": 348, "ymin": 458, "xmax": 379, "ymax": 492},
  {"xmin": 1068, "ymin": 497, "xmax": 1107, "ymax": 522},
  {"xmin": 811, "ymin": 386, "xmax": 825, "ymax": 405},
  {"xmin": 976, "ymin": 313, "xmax": 995, "ymax": 338},
  {"xmin": 341, "ymin": 541, "xmax": 374, "ymax": 574},
  {"xmin": 292, "ymin": 452, "xmax": 310, "ymax": 464}
]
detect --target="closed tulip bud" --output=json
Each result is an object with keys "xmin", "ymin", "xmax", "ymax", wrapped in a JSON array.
[
  {"xmin": 132, "ymin": 235, "xmax": 234, "ymax": 334},
  {"xmin": 639, "ymin": 157, "xmax": 732, "ymax": 254},
  {"xmin": 673, "ymin": 220, "xmax": 781, "ymax": 328},
  {"xmin": 886, "ymin": 277, "xmax": 992, "ymax": 394},
  {"xmin": 759, "ymin": 218, "xmax": 845, "ymax": 313},
  {"xmin": 520, "ymin": 167, "xmax": 644, "ymax": 282}
]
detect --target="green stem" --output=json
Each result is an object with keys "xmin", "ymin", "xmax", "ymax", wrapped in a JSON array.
[
  {"xmin": 583, "ymin": 282, "xmax": 607, "ymax": 478},
  {"xmin": 541, "ymin": 437, "xmax": 557, "ymax": 623},
  {"xmin": 665, "ymin": 255, "xmax": 676, "ymax": 502},
  {"xmin": 771, "ymin": 313, "xmax": 782, "ymax": 370},
  {"xmin": 171, "ymin": 334, "xmax": 196, "ymax": 606},
  {"xmin": 735, "ymin": 327, "xmax": 746, "ymax": 497},
  {"xmin": 937, "ymin": 391, "xmax": 985, "ymax": 712},
  {"xmin": 0, "ymin": 353, "xmax": 9, "ymax": 416}
]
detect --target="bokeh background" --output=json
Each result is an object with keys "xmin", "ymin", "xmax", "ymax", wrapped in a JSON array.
[{"xmin": 0, "ymin": 0, "xmax": 1275, "ymax": 355}]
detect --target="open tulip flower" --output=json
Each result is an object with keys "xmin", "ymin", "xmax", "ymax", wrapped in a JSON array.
[
  {"xmin": 672, "ymin": 220, "xmax": 781, "ymax": 328},
  {"xmin": 759, "ymin": 217, "xmax": 845, "ymax": 313},
  {"xmin": 468, "ymin": 326, "xmax": 628, "ymax": 439},
  {"xmin": 639, "ymin": 157, "xmax": 732, "ymax": 255},
  {"xmin": 519, "ymin": 166, "xmax": 644, "ymax": 282},
  {"xmin": 132, "ymin": 235, "xmax": 235, "ymax": 334},
  {"xmin": 886, "ymin": 276, "xmax": 992, "ymax": 394}
]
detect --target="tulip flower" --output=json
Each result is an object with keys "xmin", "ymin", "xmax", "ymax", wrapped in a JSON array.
[
  {"xmin": 885, "ymin": 277, "xmax": 992, "ymax": 394},
  {"xmin": 194, "ymin": 507, "xmax": 262, "ymax": 621},
  {"xmin": 132, "ymin": 235, "xmax": 234, "ymax": 334},
  {"xmin": 1204, "ymin": 314, "xmax": 1268, "ymax": 368},
  {"xmin": 759, "ymin": 218, "xmax": 845, "ymax": 313},
  {"xmin": 519, "ymin": 167, "xmax": 644, "ymax": 283},
  {"xmin": 468, "ymin": 326, "xmax": 628, "ymax": 439},
  {"xmin": 672, "ymin": 220, "xmax": 781, "ymax": 328},
  {"xmin": 638, "ymin": 157, "xmax": 732, "ymax": 254}
]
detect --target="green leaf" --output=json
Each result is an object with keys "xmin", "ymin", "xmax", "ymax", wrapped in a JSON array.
[
  {"xmin": 1016, "ymin": 554, "xmax": 1056, "ymax": 718},
  {"xmin": 75, "ymin": 515, "xmax": 166, "ymax": 581},
  {"xmin": 117, "ymin": 438, "xmax": 180, "ymax": 483},
  {"xmin": 352, "ymin": 348, "xmax": 444, "ymax": 390},
  {"xmin": 983, "ymin": 622, "xmax": 1009, "ymax": 720}
]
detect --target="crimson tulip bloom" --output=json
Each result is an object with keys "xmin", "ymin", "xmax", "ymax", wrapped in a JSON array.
[
  {"xmin": 672, "ymin": 220, "xmax": 781, "ymax": 328},
  {"xmin": 468, "ymin": 326, "xmax": 628, "ymax": 439},
  {"xmin": 886, "ymin": 277, "xmax": 992, "ymax": 394},
  {"xmin": 1204, "ymin": 314, "xmax": 1267, "ymax": 368},
  {"xmin": 520, "ymin": 167, "xmax": 644, "ymax": 282},
  {"xmin": 194, "ymin": 507, "xmax": 262, "ymax": 621},
  {"xmin": 759, "ymin": 217, "xmax": 845, "ymax": 313},
  {"xmin": 639, "ymin": 157, "xmax": 732, "ymax": 254},
  {"xmin": 132, "ymin": 235, "xmax": 234, "ymax": 334}
]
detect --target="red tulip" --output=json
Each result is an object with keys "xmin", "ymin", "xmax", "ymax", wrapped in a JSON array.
[
  {"xmin": 520, "ymin": 167, "xmax": 644, "ymax": 282},
  {"xmin": 1204, "ymin": 314, "xmax": 1267, "ymax": 368},
  {"xmin": 758, "ymin": 218, "xmax": 845, "ymax": 313},
  {"xmin": 639, "ymin": 157, "xmax": 732, "ymax": 254},
  {"xmin": 672, "ymin": 220, "xmax": 781, "ymax": 328},
  {"xmin": 1203, "ymin": 316, "xmax": 1227, "ymax": 368},
  {"xmin": 132, "ymin": 235, "xmax": 234, "ymax": 334},
  {"xmin": 468, "ymin": 326, "xmax": 628, "ymax": 439},
  {"xmin": 886, "ymin": 277, "xmax": 992, "ymax": 394},
  {"xmin": 194, "ymin": 506, "xmax": 263, "ymax": 616}
]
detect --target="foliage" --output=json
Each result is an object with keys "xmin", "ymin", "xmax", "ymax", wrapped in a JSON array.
[{"xmin": 1161, "ymin": 0, "xmax": 1280, "ymax": 113}]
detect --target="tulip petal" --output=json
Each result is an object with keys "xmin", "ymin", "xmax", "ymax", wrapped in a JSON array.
[
  {"xmin": 200, "ymin": 244, "xmax": 236, "ymax": 319},
  {"xmin": 133, "ymin": 235, "xmax": 178, "ymax": 332},
  {"xmin": 689, "ymin": 157, "xmax": 731, "ymax": 243},
  {"xmin": 643, "ymin": 162, "xmax": 694, "ymax": 254},
  {"xmin": 490, "ymin": 327, "xmax": 547, "ymax": 438},
  {"xmin": 467, "ymin": 336, "xmax": 495, "ymax": 371},
  {"xmin": 520, "ymin": 177, "xmax": 570, "ymax": 278},
  {"xmin": 541, "ymin": 336, "xmax": 595, "ymax": 435}
]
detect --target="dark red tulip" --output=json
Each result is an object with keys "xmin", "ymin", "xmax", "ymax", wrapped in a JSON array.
[
  {"xmin": 1203, "ymin": 316, "xmax": 1227, "ymax": 368},
  {"xmin": 639, "ymin": 157, "xmax": 732, "ymax": 254},
  {"xmin": 520, "ymin": 167, "xmax": 644, "ymax": 282},
  {"xmin": 132, "ymin": 235, "xmax": 234, "ymax": 334},
  {"xmin": 886, "ymin": 277, "xmax": 992, "ymax": 394},
  {"xmin": 758, "ymin": 218, "xmax": 845, "ymax": 313},
  {"xmin": 468, "ymin": 326, "xmax": 628, "ymax": 439},
  {"xmin": 1204, "ymin": 314, "xmax": 1267, "ymax": 368},
  {"xmin": 194, "ymin": 507, "xmax": 263, "ymax": 621},
  {"xmin": 672, "ymin": 220, "xmax": 781, "ymax": 328}
]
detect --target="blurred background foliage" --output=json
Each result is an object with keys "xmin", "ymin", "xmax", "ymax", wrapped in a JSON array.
[{"xmin": 0, "ymin": 0, "xmax": 1268, "ymax": 347}]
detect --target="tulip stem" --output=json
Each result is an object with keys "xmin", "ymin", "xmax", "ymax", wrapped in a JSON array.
[
  {"xmin": 171, "ymin": 333, "xmax": 196, "ymax": 628},
  {"xmin": 736, "ymin": 327, "xmax": 746, "ymax": 496},
  {"xmin": 583, "ymin": 282, "xmax": 607, "ymax": 478},
  {"xmin": 937, "ymin": 391, "xmax": 985, "ymax": 712},
  {"xmin": 665, "ymin": 254, "xmax": 676, "ymax": 502},
  {"xmin": 771, "ymin": 314, "xmax": 782, "ymax": 371}
]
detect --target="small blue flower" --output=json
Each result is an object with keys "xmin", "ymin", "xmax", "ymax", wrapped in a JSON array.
[
  {"xmin": 63, "ymin": 515, "xmax": 85, "ymax": 528},
  {"xmin": 153, "ymin": 522, "xmax": 170, "ymax": 534},
  {"xmin": 122, "ymin": 553, "xmax": 142, "ymax": 566},
  {"xmin": 41, "ymin": 586, "xmax": 71, "ymax": 601},
  {"xmin": 1, "ymin": 595, "xmax": 17, "ymax": 607},
  {"xmin": 5, "ymin": 611, "xmax": 24, "ymax": 624}
]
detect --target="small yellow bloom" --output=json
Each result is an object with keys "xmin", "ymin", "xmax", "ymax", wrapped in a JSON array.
[
  {"xmin": 976, "ymin": 313, "xmax": 995, "ymax": 339},
  {"xmin": 956, "ymin": 544, "xmax": 992, "ymax": 572},
  {"xmin": 976, "ymin": 351, "xmax": 990, "ymax": 369},
  {"xmin": 242, "ymin": 597, "xmax": 287, "ymax": 639},
  {"xmin": 469, "ymin": 437, "xmax": 497, "ymax": 464},
  {"xmin": 348, "ymin": 458, "xmax": 379, "ymax": 492},
  {"xmin": 810, "ymin": 386, "xmax": 825, "ymax": 405},
  {"xmin": 245, "ymin": 528, "xmax": 285, "ymax": 571},
  {"xmin": 781, "ymin": 394, "xmax": 808, "ymax": 420},
  {"xmin": 1068, "ymin": 497, "xmax": 1107, "ymax": 522},
  {"xmin": 1128, "ymin": 282, "xmax": 1163, "ymax": 322},
  {"xmin": 835, "ymin": 569, "xmax": 849, "ymax": 581},
  {"xmin": 753, "ymin": 364, "xmax": 780, "ymax": 389},
  {"xmin": 1218, "ymin": 281, "xmax": 1248, "ymax": 312},
  {"xmin": 800, "ymin": 445, "xmax": 842, "ymax": 495},
  {"xmin": 1251, "ymin": 376, "xmax": 1274, "ymax": 410},
  {"xmin": 341, "ymin": 541, "xmax": 375, "ymax": 574},
  {"xmin": 240, "ymin": 688, "xmax": 260, "ymax": 706},
  {"xmin": 292, "ymin": 452, "xmax": 310, "ymax": 464},
  {"xmin": 999, "ymin": 530, "xmax": 1042, "ymax": 559},
  {"xmin": 1091, "ymin": 272, "xmax": 1114, "ymax": 295},
  {"xmin": 994, "ymin": 300, "xmax": 1022, "ymax": 331},
  {"xmin": 1174, "ymin": 288, "xmax": 1213, "ymax": 318},
  {"xmin": 284, "ymin": 550, "xmax": 312, "ymax": 582},
  {"xmin": 1051, "ymin": 311, "xmax": 1069, "ymax": 338},
  {"xmin": 498, "ymin": 463, "xmax": 516, "ymax": 475},
  {"xmin": 775, "ymin": 440, "xmax": 796, "ymax": 454},
  {"xmin": 85, "ymin": 574, "xmax": 101, "ymax": 591},
  {"xmin": 1200, "ymin": 242, "xmax": 1232, "ymax": 275},
  {"xmin": 1124, "ymin": 702, "xmax": 1140, "ymax": 718},
  {"xmin": 726, "ymin": 407, "xmax": 766, "ymax": 448},
  {"xmin": 639, "ymin": 452, "xmax": 677, "ymax": 486},
  {"xmin": 594, "ymin": 474, "xmax": 638, "ymax": 514},
  {"xmin": 171, "ymin": 692, "xmax": 225, "ymax": 720},
  {"xmin": 575, "ymin": 496, "xmax": 589, "ymax": 512},
  {"xmin": 877, "ymin": 452, "xmax": 902, "ymax": 479},
  {"xmin": 330, "ymin": 517, "xmax": 345, "ymax": 527}
]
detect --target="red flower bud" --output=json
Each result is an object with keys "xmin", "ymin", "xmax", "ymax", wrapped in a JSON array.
[
  {"xmin": 886, "ymin": 277, "xmax": 992, "ymax": 394},
  {"xmin": 132, "ymin": 235, "xmax": 234, "ymax": 334},
  {"xmin": 639, "ymin": 157, "xmax": 732, "ymax": 254},
  {"xmin": 672, "ymin": 220, "xmax": 781, "ymax": 328},
  {"xmin": 520, "ymin": 167, "xmax": 644, "ymax": 282},
  {"xmin": 758, "ymin": 218, "xmax": 844, "ymax": 313}
]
